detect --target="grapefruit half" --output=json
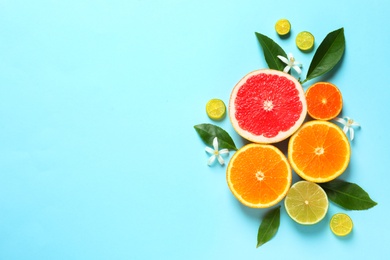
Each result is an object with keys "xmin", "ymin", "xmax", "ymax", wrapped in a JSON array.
[{"xmin": 229, "ymin": 69, "xmax": 307, "ymax": 143}]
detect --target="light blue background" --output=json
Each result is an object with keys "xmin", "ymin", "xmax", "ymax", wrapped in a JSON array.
[{"xmin": 0, "ymin": 0, "xmax": 389, "ymax": 259}]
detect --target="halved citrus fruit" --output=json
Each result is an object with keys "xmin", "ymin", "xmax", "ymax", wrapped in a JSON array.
[
  {"xmin": 229, "ymin": 69, "xmax": 307, "ymax": 144},
  {"xmin": 284, "ymin": 181, "xmax": 328, "ymax": 225},
  {"xmin": 306, "ymin": 82, "xmax": 343, "ymax": 120},
  {"xmin": 206, "ymin": 98, "xmax": 226, "ymax": 120},
  {"xmin": 296, "ymin": 31, "xmax": 314, "ymax": 51},
  {"xmin": 330, "ymin": 213, "xmax": 353, "ymax": 236},
  {"xmin": 288, "ymin": 120, "xmax": 351, "ymax": 183},
  {"xmin": 226, "ymin": 143, "xmax": 292, "ymax": 208},
  {"xmin": 275, "ymin": 19, "xmax": 291, "ymax": 36}
]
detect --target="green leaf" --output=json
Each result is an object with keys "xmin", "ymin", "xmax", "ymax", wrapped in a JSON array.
[
  {"xmin": 320, "ymin": 179, "xmax": 377, "ymax": 210},
  {"xmin": 194, "ymin": 123, "xmax": 238, "ymax": 151},
  {"xmin": 303, "ymin": 28, "xmax": 345, "ymax": 83},
  {"xmin": 255, "ymin": 32, "xmax": 287, "ymax": 71},
  {"xmin": 257, "ymin": 206, "xmax": 280, "ymax": 248}
]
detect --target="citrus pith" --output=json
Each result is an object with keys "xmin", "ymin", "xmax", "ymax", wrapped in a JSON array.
[
  {"xmin": 288, "ymin": 120, "xmax": 351, "ymax": 183},
  {"xmin": 306, "ymin": 82, "xmax": 343, "ymax": 120},
  {"xmin": 226, "ymin": 143, "xmax": 292, "ymax": 208},
  {"xmin": 284, "ymin": 181, "xmax": 328, "ymax": 225},
  {"xmin": 229, "ymin": 69, "xmax": 307, "ymax": 144}
]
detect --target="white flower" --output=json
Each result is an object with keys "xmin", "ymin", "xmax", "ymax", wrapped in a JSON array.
[
  {"xmin": 277, "ymin": 53, "xmax": 302, "ymax": 74},
  {"xmin": 205, "ymin": 137, "xmax": 229, "ymax": 166},
  {"xmin": 334, "ymin": 116, "xmax": 361, "ymax": 141}
]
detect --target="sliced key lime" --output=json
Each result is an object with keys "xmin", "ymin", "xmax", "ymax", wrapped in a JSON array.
[
  {"xmin": 206, "ymin": 99, "xmax": 226, "ymax": 120},
  {"xmin": 296, "ymin": 31, "xmax": 315, "ymax": 51},
  {"xmin": 330, "ymin": 213, "xmax": 353, "ymax": 236},
  {"xmin": 285, "ymin": 181, "xmax": 328, "ymax": 225},
  {"xmin": 275, "ymin": 19, "xmax": 291, "ymax": 36}
]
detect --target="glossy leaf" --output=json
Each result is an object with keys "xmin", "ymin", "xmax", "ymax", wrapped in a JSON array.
[
  {"xmin": 257, "ymin": 206, "xmax": 280, "ymax": 248},
  {"xmin": 320, "ymin": 179, "xmax": 377, "ymax": 210},
  {"xmin": 194, "ymin": 123, "xmax": 237, "ymax": 151},
  {"xmin": 255, "ymin": 32, "xmax": 287, "ymax": 71},
  {"xmin": 303, "ymin": 28, "xmax": 345, "ymax": 83}
]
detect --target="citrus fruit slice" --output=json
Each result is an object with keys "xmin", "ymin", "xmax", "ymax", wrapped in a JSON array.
[
  {"xmin": 275, "ymin": 19, "xmax": 291, "ymax": 36},
  {"xmin": 226, "ymin": 143, "xmax": 292, "ymax": 208},
  {"xmin": 229, "ymin": 69, "xmax": 307, "ymax": 144},
  {"xmin": 206, "ymin": 98, "xmax": 226, "ymax": 120},
  {"xmin": 306, "ymin": 82, "xmax": 343, "ymax": 120},
  {"xmin": 288, "ymin": 120, "xmax": 351, "ymax": 183},
  {"xmin": 284, "ymin": 181, "xmax": 328, "ymax": 225},
  {"xmin": 330, "ymin": 213, "xmax": 353, "ymax": 236},
  {"xmin": 296, "ymin": 31, "xmax": 315, "ymax": 51}
]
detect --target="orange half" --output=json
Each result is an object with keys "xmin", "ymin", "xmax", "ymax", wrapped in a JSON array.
[
  {"xmin": 227, "ymin": 143, "xmax": 292, "ymax": 208},
  {"xmin": 288, "ymin": 120, "xmax": 350, "ymax": 183},
  {"xmin": 306, "ymin": 82, "xmax": 343, "ymax": 120}
]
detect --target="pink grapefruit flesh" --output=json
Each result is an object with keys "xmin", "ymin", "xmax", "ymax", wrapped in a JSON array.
[{"xmin": 229, "ymin": 69, "xmax": 307, "ymax": 143}]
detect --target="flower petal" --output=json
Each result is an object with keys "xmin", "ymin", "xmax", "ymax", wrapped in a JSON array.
[
  {"xmin": 217, "ymin": 155, "xmax": 225, "ymax": 165},
  {"xmin": 208, "ymin": 155, "xmax": 216, "ymax": 166},
  {"xmin": 294, "ymin": 61, "xmax": 302, "ymax": 67},
  {"xmin": 349, "ymin": 128, "xmax": 355, "ymax": 141},
  {"xmin": 334, "ymin": 117, "xmax": 347, "ymax": 125},
  {"xmin": 277, "ymin": 55, "xmax": 289, "ymax": 64},
  {"xmin": 352, "ymin": 121, "xmax": 360, "ymax": 127},
  {"xmin": 205, "ymin": 146, "xmax": 214, "ymax": 154},
  {"xmin": 219, "ymin": 149, "xmax": 229, "ymax": 155},
  {"xmin": 212, "ymin": 137, "xmax": 219, "ymax": 151},
  {"xmin": 292, "ymin": 65, "xmax": 302, "ymax": 75},
  {"xmin": 283, "ymin": 65, "xmax": 291, "ymax": 73},
  {"xmin": 342, "ymin": 125, "xmax": 349, "ymax": 134}
]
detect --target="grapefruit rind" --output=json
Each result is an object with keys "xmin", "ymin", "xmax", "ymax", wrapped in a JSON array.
[
  {"xmin": 288, "ymin": 120, "xmax": 351, "ymax": 183},
  {"xmin": 229, "ymin": 69, "xmax": 307, "ymax": 144},
  {"xmin": 226, "ymin": 143, "xmax": 292, "ymax": 208}
]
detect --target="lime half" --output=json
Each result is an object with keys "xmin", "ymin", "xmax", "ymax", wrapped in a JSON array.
[
  {"xmin": 296, "ymin": 31, "xmax": 315, "ymax": 51},
  {"xmin": 330, "ymin": 213, "xmax": 353, "ymax": 236},
  {"xmin": 206, "ymin": 99, "xmax": 226, "ymax": 120},
  {"xmin": 285, "ymin": 181, "xmax": 328, "ymax": 225},
  {"xmin": 275, "ymin": 19, "xmax": 291, "ymax": 36}
]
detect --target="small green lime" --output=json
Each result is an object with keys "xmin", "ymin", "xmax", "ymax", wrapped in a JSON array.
[
  {"xmin": 330, "ymin": 213, "xmax": 353, "ymax": 236},
  {"xmin": 275, "ymin": 19, "xmax": 291, "ymax": 36},
  {"xmin": 206, "ymin": 99, "xmax": 226, "ymax": 120},
  {"xmin": 296, "ymin": 31, "xmax": 315, "ymax": 51}
]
